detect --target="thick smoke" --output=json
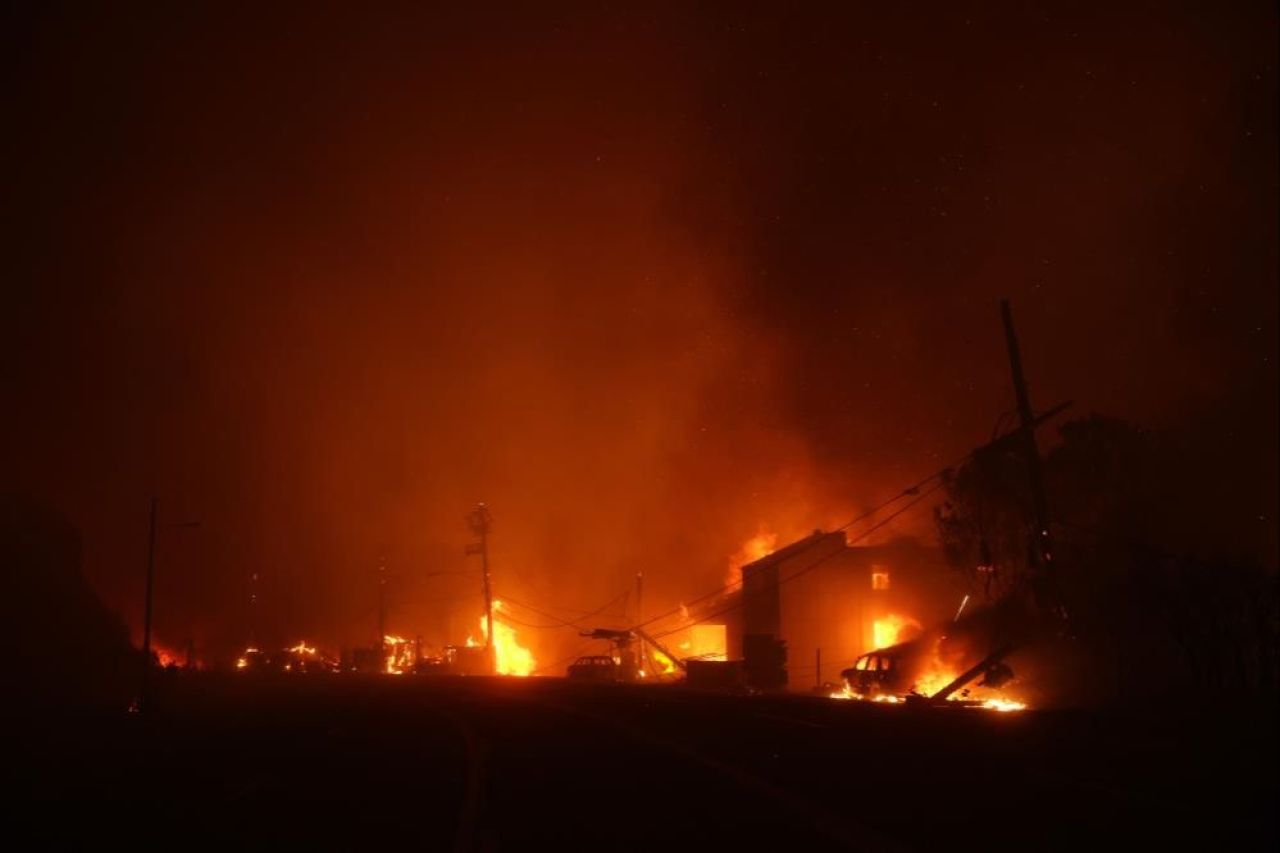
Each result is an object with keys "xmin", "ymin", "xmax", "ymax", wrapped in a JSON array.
[{"xmin": 5, "ymin": 5, "xmax": 1274, "ymax": 668}]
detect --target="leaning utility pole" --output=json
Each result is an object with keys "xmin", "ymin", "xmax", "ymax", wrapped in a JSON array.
[
  {"xmin": 466, "ymin": 503, "xmax": 494, "ymax": 658},
  {"xmin": 1000, "ymin": 299, "xmax": 1056, "ymax": 608},
  {"xmin": 140, "ymin": 496, "xmax": 159, "ymax": 710}
]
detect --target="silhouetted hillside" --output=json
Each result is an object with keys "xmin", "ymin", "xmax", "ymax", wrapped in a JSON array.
[{"xmin": 1, "ymin": 494, "xmax": 139, "ymax": 708}]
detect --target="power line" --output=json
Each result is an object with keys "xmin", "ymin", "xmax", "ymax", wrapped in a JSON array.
[
  {"xmin": 495, "ymin": 610, "xmax": 579, "ymax": 631},
  {"xmin": 649, "ymin": 480, "xmax": 948, "ymax": 641},
  {"xmin": 628, "ymin": 458, "xmax": 967, "ymax": 636},
  {"xmin": 497, "ymin": 587, "xmax": 631, "ymax": 631}
]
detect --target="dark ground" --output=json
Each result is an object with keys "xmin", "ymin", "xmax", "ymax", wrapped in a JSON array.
[{"xmin": 8, "ymin": 675, "xmax": 1275, "ymax": 851}]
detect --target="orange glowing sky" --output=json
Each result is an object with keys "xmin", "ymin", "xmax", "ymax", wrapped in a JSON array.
[{"xmin": 5, "ymin": 4, "xmax": 1275, "ymax": 664}]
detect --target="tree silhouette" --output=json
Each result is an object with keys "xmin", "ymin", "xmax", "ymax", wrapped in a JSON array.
[{"xmin": 935, "ymin": 415, "xmax": 1277, "ymax": 699}]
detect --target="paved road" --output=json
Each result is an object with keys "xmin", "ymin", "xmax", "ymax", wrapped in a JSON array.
[{"xmin": 10, "ymin": 676, "xmax": 1274, "ymax": 851}]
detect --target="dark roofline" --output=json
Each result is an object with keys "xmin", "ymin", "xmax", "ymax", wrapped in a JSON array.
[{"xmin": 741, "ymin": 530, "xmax": 845, "ymax": 571}]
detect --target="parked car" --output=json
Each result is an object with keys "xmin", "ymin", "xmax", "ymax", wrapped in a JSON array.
[{"xmin": 567, "ymin": 655, "xmax": 619, "ymax": 681}]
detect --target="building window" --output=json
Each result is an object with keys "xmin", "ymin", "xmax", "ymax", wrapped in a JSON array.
[{"xmin": 871, "ymin": 569, "xmax": 890, "ymax": 591}]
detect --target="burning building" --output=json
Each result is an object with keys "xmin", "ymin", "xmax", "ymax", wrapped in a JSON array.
[{"xmin": 720, "ymin": 531, "xmax": 967, "ymax": 690}]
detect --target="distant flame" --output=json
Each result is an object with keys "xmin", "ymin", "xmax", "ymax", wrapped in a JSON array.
[
  {"xmin": 727, "ymin": 527, "xmax": 778, "ymax": 588},
  {"xmin": 152, "ymin": 644, "xmax": 185, "ymax": 668},
  {"xmin": 383, "ymin": 635, "xmax": 414, "ymax": 674}
]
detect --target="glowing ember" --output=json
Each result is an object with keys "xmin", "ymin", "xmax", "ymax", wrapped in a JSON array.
[
  {"xmin": 726, "ymin": 528, "xmax": 777, "ymax": 588},
  {"xmin": 872, "ymin": 613, "xmax": 922, "ymax": 649},
  {"xmin": 467, "ymin": 600, "xmax": 536, "ymax": 676}
]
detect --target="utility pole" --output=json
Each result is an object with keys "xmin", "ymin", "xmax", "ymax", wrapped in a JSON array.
[
  {"xmin": 377, "ymin": 556, "xmax": 388, "ymax": 648},
  {"xmin": 140, "ymin": 496, "xmax": 159, "ymax": 710},
  {"xmin": 138, "ymin": 500, "xmax": 198, "ymax": 710},
  {"xmin": 249, "ymin": 571, "xmax": 259, "ymax": 648},
  {"xmin": 466, "ymin": 503, "xmax": 494, "ymax": 662},
  {"xmin": 1000, "ymin": 299, "xmax": 1056, "ymax": 609},
  {"xmin": 634, "ymin": 571, "xmax": 645, "ymax": 671},
  {"xmin": 634, "ymin": 571, "xmax": 644, "ymax": 626}
]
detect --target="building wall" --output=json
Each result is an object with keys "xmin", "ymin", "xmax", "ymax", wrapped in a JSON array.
[{"xmin": 739, "ymin": 533, "xmax": 964, "ymax": 689}]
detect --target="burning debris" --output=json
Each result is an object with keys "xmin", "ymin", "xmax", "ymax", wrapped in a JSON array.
[
  {"xmin": 233, "ymin": 642, "xmax": 337, "ymax": 674},
  {"xmin": 149, "ymin": 642, "xmax": 201, "ymax": 670},
  {"xmin": 381, "ymin": 635, "xmax": 418, "ymax": 675}
]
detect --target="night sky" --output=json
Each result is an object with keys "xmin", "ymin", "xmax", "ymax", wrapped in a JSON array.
[{"xmin": 5, "ymin": 3, "xmax": 1275, "ymax": 662}]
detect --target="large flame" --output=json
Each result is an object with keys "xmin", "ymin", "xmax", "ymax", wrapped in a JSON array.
[
  {"xmin": 468, "ymin": 600, "xmax": 536, "ymax": 676},
  {"xmin": 674, "ymin": 623, "xmax": 728, "ymax": 662},
  {"xmin": 726, "ymin": 528, "xmax": 778, "ymax": 588},
  {"xmin": 651, "ymin": 645, "xmax": 678, "ymax": 675},
  {"xmin": 872, "ymin": 613, "xmax": 922, "ymax": 650}
]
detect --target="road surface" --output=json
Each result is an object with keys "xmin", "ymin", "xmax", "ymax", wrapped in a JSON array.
[{"xmin": 10, "ymin": 675, "xmax": 1274, "ymax": 850}]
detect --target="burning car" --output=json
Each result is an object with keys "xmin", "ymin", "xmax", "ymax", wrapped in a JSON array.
[
  {"xmin": 842, "ymin": 645, "xmax": 908, "ymax": 698},
  {"xmin": 837, "ymin": 603, "xmax": 1030, "ymax": 711}
]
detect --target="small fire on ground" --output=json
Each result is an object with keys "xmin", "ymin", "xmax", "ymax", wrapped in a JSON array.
[{"xmin": 829, "ymin": 685, "xmax": 1026, "ymax": 713}]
